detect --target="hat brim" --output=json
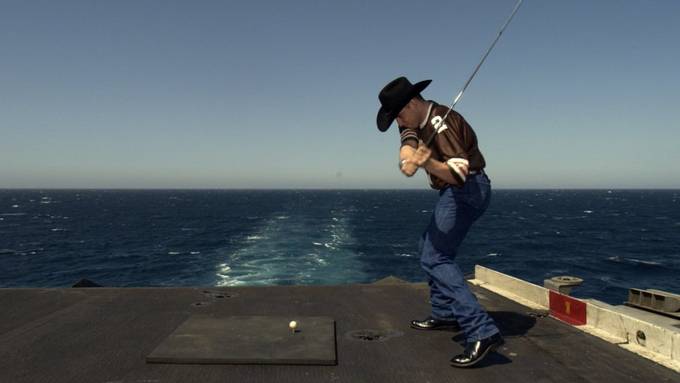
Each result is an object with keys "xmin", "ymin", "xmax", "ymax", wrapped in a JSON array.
[{"xmin": 376, "ymin": 79, "xmax": 431, "ymax": 132}]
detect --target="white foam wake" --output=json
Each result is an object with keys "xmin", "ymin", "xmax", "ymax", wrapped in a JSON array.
[{"xmin": 215, "ymin": 205, "xmax": 368, "ymax": 287}]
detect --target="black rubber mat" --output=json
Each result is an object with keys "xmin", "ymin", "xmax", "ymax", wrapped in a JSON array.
[{"xmin": 146, "ymin": 315, "xmax": 336, "ymax": 365}]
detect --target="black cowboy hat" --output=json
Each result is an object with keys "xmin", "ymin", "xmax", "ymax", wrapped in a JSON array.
[{"xmin": 376, "ymin": 76, "xmax": 431, "ymax": 132}]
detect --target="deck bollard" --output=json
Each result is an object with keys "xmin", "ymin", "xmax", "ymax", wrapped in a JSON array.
[{"xmin": 544, "ymin": 276, "xmax": 583, "ymax": 296}]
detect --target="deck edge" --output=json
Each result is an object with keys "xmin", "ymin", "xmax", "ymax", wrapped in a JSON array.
[{"xmin": 472, "ymin": 265, "xmax": 680, "ymax": 373}]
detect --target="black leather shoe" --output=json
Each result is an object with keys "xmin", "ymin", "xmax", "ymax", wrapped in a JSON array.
[
  {"xmin": 450, "ymin": 332, "xmax": 504, "ymax": 368},
  {"xmin": 410, "ymin": 316, "xmax": 461, "ymax": 331}
]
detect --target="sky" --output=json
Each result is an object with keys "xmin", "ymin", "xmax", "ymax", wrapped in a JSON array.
[{"xmin": 1, "ymin": 0, "xmax": 679, "ymax": 189}]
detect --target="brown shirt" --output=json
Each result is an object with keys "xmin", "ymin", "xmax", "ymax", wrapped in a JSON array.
[{"xmin": 399, "ymin": 101, "xmax": 486, "ymax": 189}]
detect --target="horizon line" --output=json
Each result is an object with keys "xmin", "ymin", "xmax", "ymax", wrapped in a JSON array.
[{"xmin": 1, "ymin": 187, "xmax": 679, "ymax": 191}]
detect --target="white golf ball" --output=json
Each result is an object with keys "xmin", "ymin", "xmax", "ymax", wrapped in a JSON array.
[{"xmin": 289, "ymin": 320, "xmax": 297, "ymax": 330}]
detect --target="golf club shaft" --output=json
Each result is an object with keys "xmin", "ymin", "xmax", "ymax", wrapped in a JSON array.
[{"xmin": 425, "ymin": 0, "xmax": 523, "ymax": 147}]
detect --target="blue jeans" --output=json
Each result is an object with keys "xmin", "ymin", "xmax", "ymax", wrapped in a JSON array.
[{"xmin": 418, "ymin": 172, "xmax": 499, "ymax": 342}]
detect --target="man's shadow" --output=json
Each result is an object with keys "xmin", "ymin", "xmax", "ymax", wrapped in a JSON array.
[{"xmin": 450, "ymin": 310, "xmax": 539, "ymax": 368}]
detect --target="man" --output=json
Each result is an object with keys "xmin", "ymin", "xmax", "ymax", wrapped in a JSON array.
[{"xmin": 376, "ymin": 76, "xmax": 503, "ymax": 368}]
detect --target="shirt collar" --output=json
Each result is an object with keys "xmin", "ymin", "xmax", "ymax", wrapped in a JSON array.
[{"xmin": 419, "ymin": 102, "xmax": 434, "ymax": 129}]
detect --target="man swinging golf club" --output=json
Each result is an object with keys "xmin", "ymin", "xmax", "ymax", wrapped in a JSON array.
[{"xmin": 377, "ymin": 76, "xmax": 503, "ymax": 368}]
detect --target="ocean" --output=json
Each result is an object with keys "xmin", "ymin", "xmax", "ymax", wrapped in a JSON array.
[{"xmin": 0, "ymin": 189, "xmax": 678, "ymax": 305}]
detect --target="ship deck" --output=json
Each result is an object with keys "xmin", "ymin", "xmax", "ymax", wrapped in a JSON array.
[{"xmin": 1, "ymin": 278, "xmax": 677, "ymax": 382}]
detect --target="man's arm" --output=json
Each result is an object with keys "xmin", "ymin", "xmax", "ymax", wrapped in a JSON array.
[
  {"xmin": 422, "ymin": 157, "xmax": 462, "ymax": 187},
  {"xmin": 410, "ymin": 140, "xmax": 466, "ymax": 187},
  {"xmin": 398, "ymin": 126, "xmax": 419, "ymax": 177},
  {"xmin": 400, "ymin": 142, "xmax": 416, "ymax": 161},
  {"xmin": 399, "ymin": 142, "xmax": 418, "ymax": 177},
  {"xmin": 413, "ymin": 110, "xmax": 471, "ymax": 187}
]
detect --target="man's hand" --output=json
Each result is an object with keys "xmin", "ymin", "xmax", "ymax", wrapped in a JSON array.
[
  {"xmin": 400, "ymin": 159, "xmax": 418, "ymax": 177},
  {"xmin": 412, "ymin": 140, "xmax": 432, "ymax": 167}
]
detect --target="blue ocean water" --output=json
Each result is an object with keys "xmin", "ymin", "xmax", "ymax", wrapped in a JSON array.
[{"xmin": 0, "ymin": 189, "xmax": 678, "ymax": 305}]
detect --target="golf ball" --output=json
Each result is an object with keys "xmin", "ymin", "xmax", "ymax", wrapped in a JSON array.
[{"xmin": 289, "ymin": 321, "xmax": 297, "ymax": 329}]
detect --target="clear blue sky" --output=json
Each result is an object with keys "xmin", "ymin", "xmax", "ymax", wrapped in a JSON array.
[{"xmin": 1, "ymin": 0, "xmax": 678, "ymax": 189}]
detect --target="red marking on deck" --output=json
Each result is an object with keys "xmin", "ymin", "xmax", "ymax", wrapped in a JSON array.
[{"xmin": 549, "ymin": 290, "xmax": 587, "ymax": 326}]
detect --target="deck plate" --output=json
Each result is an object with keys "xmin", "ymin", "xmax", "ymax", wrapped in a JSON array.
[{"xmin": 146, "ymin": 315, "xmax": 336, "ymax": 365}]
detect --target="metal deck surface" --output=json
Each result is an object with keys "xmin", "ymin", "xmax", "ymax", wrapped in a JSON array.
[{"xmin": 1, "ymin": 279, "xmax": 678, "ymax": 383}]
